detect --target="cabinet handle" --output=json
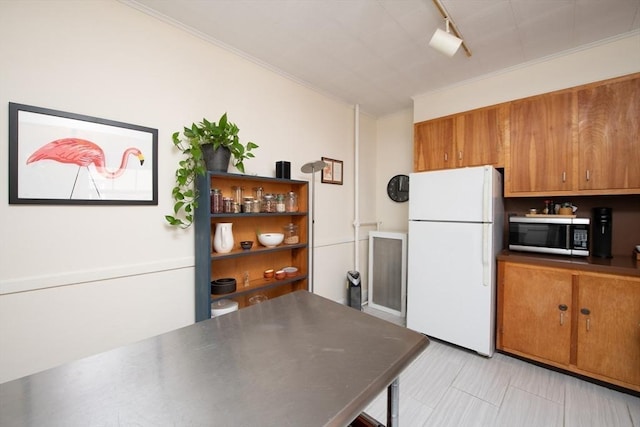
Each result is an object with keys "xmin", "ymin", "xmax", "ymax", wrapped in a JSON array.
[
  {"xmin": 586, "ymin": 170, "xmax": 590, "ymax": 181},
  {"xmin": 580, "ymin": 308, "xmax": 591, "ymax": 332},
  {"xmin": 558, "ymin": 304, "xmax": 568, "ymax": 326},
  {"xmin": 458, "ymin": 151, "xmax": 462, "ymax": 160},
  {"xmin": 562, "ymin": 171, "xmax": 566, "ymax": 183},
  {"xmin": 444, "ymin": 152, "xmax": 448, "ymax": 162}
]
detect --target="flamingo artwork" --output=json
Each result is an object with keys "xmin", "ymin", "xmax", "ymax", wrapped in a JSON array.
[{"xmin": 26, "ymin": 138, "xmax": 145, "ymax": 199}]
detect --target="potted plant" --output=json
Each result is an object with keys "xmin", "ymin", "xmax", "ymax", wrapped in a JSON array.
[{"xmin": 166, "ymin": 112, "xmax": 258, "ymax": 228}]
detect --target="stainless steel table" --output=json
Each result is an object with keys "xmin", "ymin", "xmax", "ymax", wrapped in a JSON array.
[{"xmin": 0, "ymin": 291, "xmax": 428, "ymax": 426}]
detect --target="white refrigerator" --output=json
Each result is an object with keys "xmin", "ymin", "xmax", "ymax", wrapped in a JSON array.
[{"xmin": 407, "ymin": 165, "xmax": 504, "ymax": 356}]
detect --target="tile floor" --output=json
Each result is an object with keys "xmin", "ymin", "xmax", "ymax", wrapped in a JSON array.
[{"xmin": 361, "ymin": 306, "xmax": 640, "ymax": 427}]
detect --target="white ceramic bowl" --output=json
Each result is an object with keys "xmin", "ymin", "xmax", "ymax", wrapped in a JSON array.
[{"xmin": 258, "ymin": 233, "xmax": 284, "ymax": 247}]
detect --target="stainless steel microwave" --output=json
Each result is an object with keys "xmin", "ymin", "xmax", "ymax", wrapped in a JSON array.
[{"xmin": 508, "ymin": 216, "xmax": 590, "ymax": 256}]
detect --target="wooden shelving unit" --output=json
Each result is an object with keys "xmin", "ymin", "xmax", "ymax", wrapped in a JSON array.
[{"xmin": 194, "ymin": 172, "xmax": 309, "ymax": 322}]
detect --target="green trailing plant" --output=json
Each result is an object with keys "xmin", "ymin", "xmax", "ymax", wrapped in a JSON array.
[{"xmin": 166, "ymin": 113, "xmax": 258, "ymax": 228}]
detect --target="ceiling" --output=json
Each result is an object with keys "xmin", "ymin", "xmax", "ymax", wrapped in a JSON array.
[{"xmin": 126, "ymin": 0, "xmax": 640, "ymax": 117}]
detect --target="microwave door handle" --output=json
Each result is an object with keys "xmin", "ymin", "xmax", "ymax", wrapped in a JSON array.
[{"xmin": 566, "ymin": 225, "xmax": 571, "ymax": 251}]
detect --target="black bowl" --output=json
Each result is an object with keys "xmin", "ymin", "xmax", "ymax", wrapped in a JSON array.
[
  {"xmin": 211, "ymin": 278, "xmax": 236, "ymax": 295},
  {"xmin": 240, "ymin": 240, "xmax": 253, "ymax": 250}
]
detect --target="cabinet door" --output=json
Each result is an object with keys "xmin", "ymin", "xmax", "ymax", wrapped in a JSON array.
[
  {"xmin": 455, "ymin": 104, "xmax": 506, "ymax": 168},
  {"xmin": 501, "ymin": 263, "xmax": 573, "ymax": 365},
  {"xmin": 414, "ymin": 117, "xmax": 455, "ymax": 171},
  {"xmin": 578, "ymin": 75, "xmax": 640, "ymax": 191},
  {"xmin": 509, "ymin": 92, "xmax": 574, "ymax": 193},
  {"xmin": 576, "ymin": 273, "xmax": 640, "ymax": 386}
]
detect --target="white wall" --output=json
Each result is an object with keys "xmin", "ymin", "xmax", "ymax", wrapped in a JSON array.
[
  {"xmin": 375, "ymin": 108, "xmax": 414, "ymax": 232},
  {"xmin": 0, "ymin": 0, "xmax": 374, "ymax": 382},
  {"xmin": 414, "ymin": 32, "xmax": 640, "ymax": 121}
]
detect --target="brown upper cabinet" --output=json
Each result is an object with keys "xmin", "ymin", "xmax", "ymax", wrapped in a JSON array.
[
  {"xmin": 414, "ymin": 115, "xmax": 455, "ymax": 171},
  {"xmin": 414, "ymin": 72, "xmax": 640, "ymax": 197},
  {"xmin": 508, "ymin": 89, "xmax": 575, "ymax": 194},
  {"xmin": 577, "ymin": 76, "xmax": 640, "ymax": 192},
  {"xmin": 505, "ymin": 72, "xmax": 640, "ymax": 196},
  {"xmin": 414, "ymin": 104, "xmax": 505, "ymax": 172}
]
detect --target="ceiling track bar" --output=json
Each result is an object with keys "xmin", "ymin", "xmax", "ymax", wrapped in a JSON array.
[{"xmin": 432, "ymin": 0, "xmax": 472, "ymax": 57}]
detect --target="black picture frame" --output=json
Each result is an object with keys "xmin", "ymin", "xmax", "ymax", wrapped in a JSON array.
[{"xmin": 8, "ymin": 102, "xmax": 158, "ymax": 205}]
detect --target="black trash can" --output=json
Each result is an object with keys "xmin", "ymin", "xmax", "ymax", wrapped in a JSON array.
[{"xmin": 347, "ymin": 271, "xmax": 361, "ymax": 311}]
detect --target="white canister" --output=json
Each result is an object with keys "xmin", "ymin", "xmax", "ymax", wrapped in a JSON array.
[{"xmin": 211, "ymin": 299, "xmax": 239, "ymax": 317}]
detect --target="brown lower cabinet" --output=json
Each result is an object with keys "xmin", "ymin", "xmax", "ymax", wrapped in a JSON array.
[{"xmin": 497, "ymin": 261, "xmax": 640, "ymax": 392}]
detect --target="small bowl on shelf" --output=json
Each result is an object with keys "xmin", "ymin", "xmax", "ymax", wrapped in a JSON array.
[
  {"xmin": 211, "ymin": 278, "xmax": 236, "ymax": 295},
  {"xmin": 283, "ymin": 266, "xmax": 298, "ymax": 277},
  {"xmin": 240, "ymin": 240, "xmax": 253, "ymax": 250},
  {"xmin": 263, "ymin": 269, "xmax": 274, "ymax": 279},
  {"xmin": 257, "ymin": 233, "xmax": 284, "ymax": 248},
  {"xmin": 275, "ymin": 270, "xmax": 286, "ymax": 280}
]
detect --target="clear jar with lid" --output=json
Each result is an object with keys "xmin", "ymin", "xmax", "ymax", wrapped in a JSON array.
[
  {"xmin": 242, "ymin": 196, "xmax": 254, "ymax": 213},
  {"xmin": 210, "ymin": 189, "xmax": 223, "ymax": 214},
  {"xmin": 223, "ymin": 197, "xmax": 233, "ymax": 213},
  {"xmin": 262, "ymin": 194, "xmax": 275, "ymax": 213},
  {"xmin": 253, "ymin": 187, "xmax": 263, "ymax": 201},
  {"xmin": 285, "ymin": 191, "xmax": 298, "ymax": 212},
  {"xmin": 283, "ymin": 223, "xmax": 299, "ymax": 244},
  {"xmin": 232, "ymin": 186, "xmax": 244, "ymax": 204},
  {"xmin": 276, "ymin": 194, "xmax": 286, "ymax": 213}
]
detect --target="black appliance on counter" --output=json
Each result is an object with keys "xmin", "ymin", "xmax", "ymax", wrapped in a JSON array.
[{"xmin": 591, "ymin": 207, "xmax": 613, "ymax": 258}]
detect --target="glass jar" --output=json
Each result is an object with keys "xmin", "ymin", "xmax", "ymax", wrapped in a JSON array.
[
  {"xmin": 223, "ymin": 197, "xmax": 233, "ymax": 213},
  {"xmin": 210, "ymin": 189, "xmax": 223, "ymax": 214},
  {"xmin": 253, "ymin": 187, "xmax": 263, "ymax": 201},
  {"xmin": 232, "ymin": 202, "xmax": 241, "ymax": 214},
  {"xmin": 283, "ymin": 223, "xmax": 299, "ymax": 244},
  {"xmin": 285, "ymin": 191, "xmax": 298, "ymax": 212},
  {"xmin": 242, "ymin": 196, "xmax": 254, "ymax": 213},
  {"xmin": 276, "ymin": 193, "xmax": 286, "ymax": 213},
  {"xmin": 232, "ymin": 186, "xmax": 244, "ymax": 204},
  {"xmin": 252, "ymin": 199, "xmax": 261, "ymax": 213},
  {"xmin": 262, "ymin": 194, "xmax": 275, "ymax": 213}
]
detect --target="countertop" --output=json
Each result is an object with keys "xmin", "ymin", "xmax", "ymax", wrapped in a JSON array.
[
  {"xmin": 498, "ymin": 250, "xmax": 640, "ymax": 277},
  {"xmin": 0, "ymin": 291, "xmax": 429, "ymax": 427}
]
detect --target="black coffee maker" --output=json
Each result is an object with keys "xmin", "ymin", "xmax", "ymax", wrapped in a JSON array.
[{"xmin": 591, "ymin": 207, "xmax": 612, "ymax": 258}]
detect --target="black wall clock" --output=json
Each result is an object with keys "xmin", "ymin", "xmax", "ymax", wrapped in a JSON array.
[{"xmin": 387, "ymin": 174, "xmax": 409, "ymax": 202}]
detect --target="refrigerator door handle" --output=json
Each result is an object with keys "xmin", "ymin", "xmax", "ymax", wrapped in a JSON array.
[
  {"xmin": 482, "ymin": 166, "xmax": 491, "ymax": 223},
  {"xmin": 482, "ymin": 223, "xmax": 490, "ymax": 287}
]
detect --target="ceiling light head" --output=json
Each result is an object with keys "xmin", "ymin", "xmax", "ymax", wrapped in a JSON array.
[{"xmin": 429, "ymin": 18, "xmax": 463, "ymax": 57}]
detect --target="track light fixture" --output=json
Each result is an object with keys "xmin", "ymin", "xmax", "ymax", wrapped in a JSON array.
[
  {"xmin": 430, "ymin": 0, "xmax": 472, "ymax": 57},
  {"xmin": 429, "ymin": 18, "xmax": 462, "ymax": 57}
]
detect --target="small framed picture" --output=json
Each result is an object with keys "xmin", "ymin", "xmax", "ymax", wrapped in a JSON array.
[{"xmin": 321, "ymin": 157, "xmax": 343, "ymax": 185}]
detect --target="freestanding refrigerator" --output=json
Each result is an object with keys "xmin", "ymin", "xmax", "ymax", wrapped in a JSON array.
[{"xmin": 407, "ymin": 165, "xmax": 503, "ymax": 356}]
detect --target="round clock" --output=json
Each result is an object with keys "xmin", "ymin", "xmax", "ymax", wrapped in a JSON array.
[{"xmin": 387, "ymin": 174, "xmax": 409, "ymax": 202}]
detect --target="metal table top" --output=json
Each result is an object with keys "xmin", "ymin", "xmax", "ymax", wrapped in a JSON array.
[{"xmin": 0, "ymin": 291, "xmax": 428, "ymax": 427}]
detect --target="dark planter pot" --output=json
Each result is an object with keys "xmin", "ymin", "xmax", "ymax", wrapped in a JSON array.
[{"xmin": 202, "ymin": 144, "xmax": 231, "ymax": 172}]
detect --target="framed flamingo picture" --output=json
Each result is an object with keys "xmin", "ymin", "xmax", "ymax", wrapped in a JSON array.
[{"xmin": 8, "ymin": 103, "xmax": 158, "ymax": 205}]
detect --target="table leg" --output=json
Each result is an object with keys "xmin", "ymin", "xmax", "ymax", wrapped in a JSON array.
[{"xmin": 386, "ymin": 378, "xmax": 399, "ymax": 427}]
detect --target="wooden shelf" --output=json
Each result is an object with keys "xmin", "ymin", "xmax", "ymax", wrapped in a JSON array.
[
  {"xmin": 211, "ymin": 243, "xmax": 307, "ymax": 260},
  {"xmin": 194, "ymin": 172, "xmax": 309, "ymax": 321},
  {"xmin": 210, "ymin": 274, "xmax": 309, "ymax": 302}
]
